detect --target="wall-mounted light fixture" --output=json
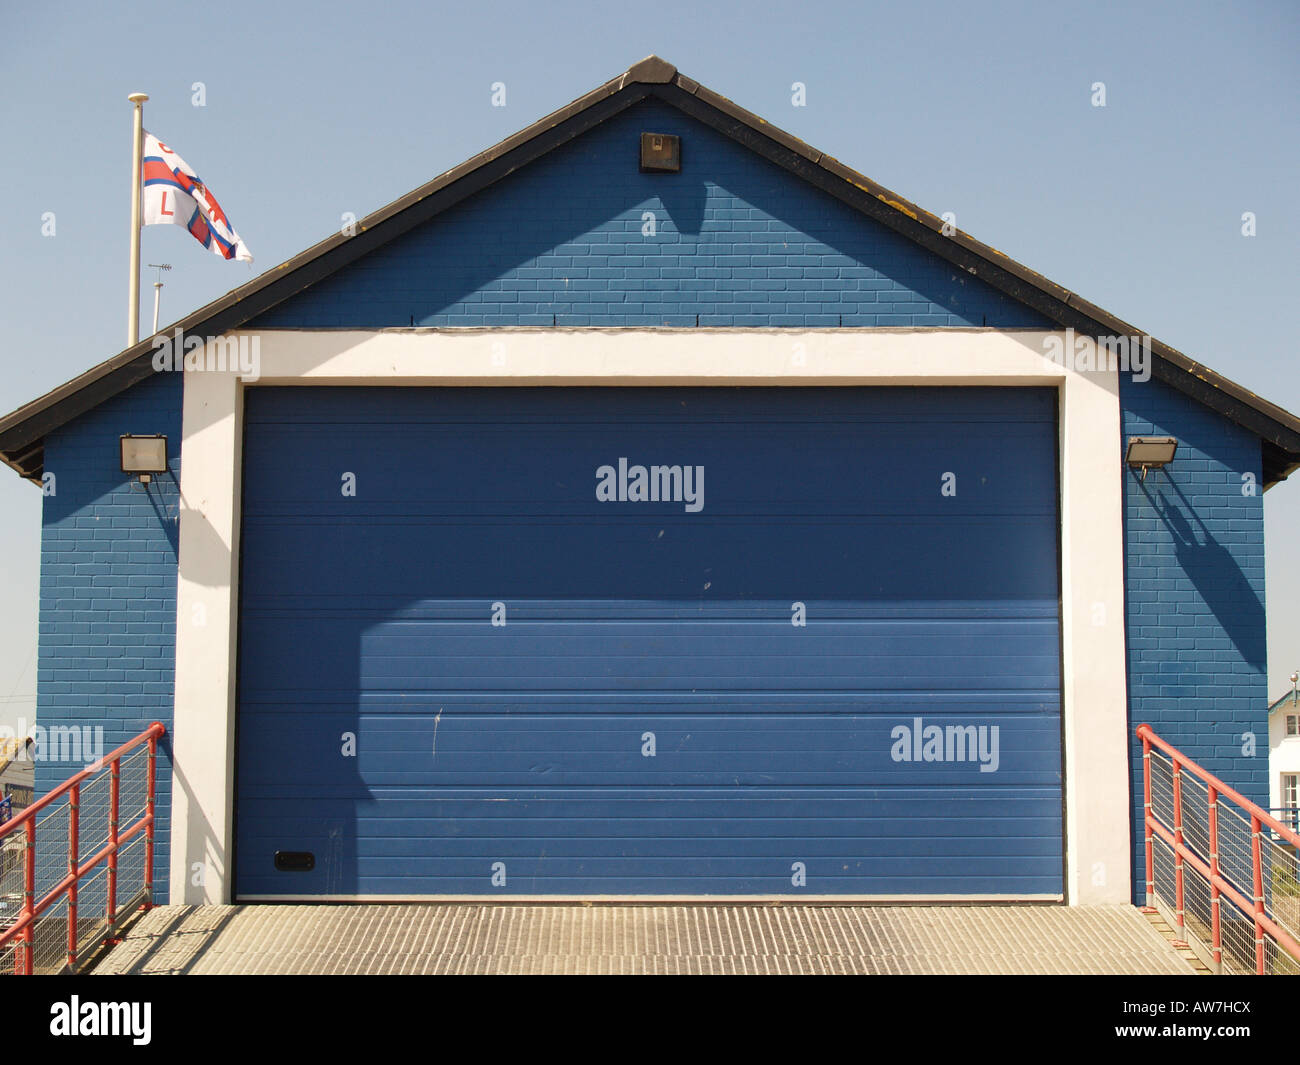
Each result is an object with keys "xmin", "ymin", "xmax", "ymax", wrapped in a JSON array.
[
  {"xmin": 120, "ymin": 434, "xmax": 168, "ymax": 485},
  {"xmin": 1125, "ymin": 436, "xmax": 1177, "ymax": 480}
]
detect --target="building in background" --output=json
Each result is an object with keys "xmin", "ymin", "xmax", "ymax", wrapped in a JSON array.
[
  {"xmin": 0, "ymin": 57, "xmax": 1297, "ymax": 909},
  {"xmin": 0, "ymin": 736, "xmax": 34, "ymax": 927},
  {"xmin": 1269, "ymin": 686, "xmax": 1300, "ymax": 831},
  {"xmin": 0, "ymin": 737, "xmax": 33, "ymax": 825}
]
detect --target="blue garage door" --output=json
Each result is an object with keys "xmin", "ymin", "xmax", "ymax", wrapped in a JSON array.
[{"xmin": 235, "ymin": 386, "xmax": 1063, "ymax": 898}]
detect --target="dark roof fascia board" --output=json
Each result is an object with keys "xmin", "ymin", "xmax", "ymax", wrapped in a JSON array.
[{"xmin": 3, "ymin": 55, "xmax": 1299, "ymax": 486}]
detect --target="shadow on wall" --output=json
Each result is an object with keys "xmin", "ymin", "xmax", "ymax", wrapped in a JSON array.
[
  {"xmin": 1136, "ymin": 473, "xmax": 1266, "ymax": 672},
  {"xmin": 657, "ymin": 176, "xmax": 707, "ymax": 236},
  {"xmin": 144, "ymin": 470, "xmax": 180, "ymax": 557}
]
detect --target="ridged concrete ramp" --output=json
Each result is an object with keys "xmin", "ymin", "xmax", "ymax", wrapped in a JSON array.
[{"xmin": 93, "ymin": 904, "xmax": 1194, "ymax": 975}]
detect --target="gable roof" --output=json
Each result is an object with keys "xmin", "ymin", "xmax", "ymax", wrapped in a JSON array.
[{"xmin": 4, "ymin": 55, "xmax": 1299, "ymax": 486}]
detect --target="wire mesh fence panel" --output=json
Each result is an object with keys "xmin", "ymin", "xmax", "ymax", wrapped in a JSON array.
[
  {"xmin": 114, "ymin": 749, "xmax": 151, "ymax": 910},
  {"xmin": 30, "ymin": 895, "xmax": 69, "ymax": 976},
  {"xmin": 77, "ymin": 769, "xmax": 113, "ymax": 854},
  {"xmin": 0, "ymin": 835, "xmax": 22, "ymax": 905},
  {"xmin": 1180, "ymin": 852, "xmax": 1214, "ymax": 953},
  {"xmin": 1152, "ymin": 831, "xmax": 1176, "ymax": 906},
  {"xmin": 1266, "ymin": 934, "xmax": 1300, "ymax": 976},
  {"xmin": 1219, "ymin": 912, "xmax": 1259, "ymax": 975},
  {"xmin": 118, "ymin": 748, "xmax": 149, "ymax": 824},
  {"xmin": 31, "ymin": 800, "xmax": 70, "ymax": 904},
  {"xmin": 0, "ymin": 832, "xmax": 25, "ymax": 976},
  {"xmin": 116, "ymin": 834, "xmax": 147, "ymax": 913},
  {"xmin": 76, "ymin": 865, "xmax": 110, "ymax": 958},
  {"xmin": 1263, "ymin": 828, "xmax": 1300, "ymax": 948}
]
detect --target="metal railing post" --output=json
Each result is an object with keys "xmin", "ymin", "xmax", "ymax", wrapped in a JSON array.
[
  {"xmin": 67, "ymin": 783, "xmax": 80, "ymax": 971},
  {"xmin": 1207, "ymin": 785, "xmax": 1222, "ymax": 974},
  {"xmin": 144, "ymin": 731, "xmax": 158, "ymax": 909},
  {"xmin": 1172, "ymin": 756, "xmax": 1187, "ymax": 945},
  {"xmin": 107, "ymin": 756, "xmax": 120, "ymax": 928},
  {"xmin": 20, "ymin": 819, "xmax": 35, "ymax": 975},
  {"xmin": 1252, "ymin": 814, "xmax": 1265, "ymax": 975},
  {"xmin": 1142, "ymin": 734, "xmax": 1155, "ymax": 909}
]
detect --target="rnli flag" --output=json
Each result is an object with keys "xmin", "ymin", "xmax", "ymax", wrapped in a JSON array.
[{"xmin": 141, "ymin": 132, "xmax": 252, "ymax": 262}]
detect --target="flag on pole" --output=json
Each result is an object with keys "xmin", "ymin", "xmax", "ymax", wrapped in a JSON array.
[{"xmin": 142, "ymin": 132, "xmax": 252, "ymax": 262}]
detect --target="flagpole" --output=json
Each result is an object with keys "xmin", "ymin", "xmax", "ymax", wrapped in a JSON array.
[{"xmin": 127, "ymin": 92, "xmax": 149, "ymax": 346}]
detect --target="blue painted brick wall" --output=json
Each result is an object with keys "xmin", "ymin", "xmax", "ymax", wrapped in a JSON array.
[
  {"xmin": 37, "ymin": 370, "xmax": 180, "ymax": 903},
  {"xmin": 1120, "ymin": 373, "xmax": 1268, "ymax": 903},
  {"xmin": 251, "ymin": 99, "xmax": 1050, "ymax": 330}
]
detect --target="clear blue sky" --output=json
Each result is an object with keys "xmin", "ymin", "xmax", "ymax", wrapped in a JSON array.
[{"xmin": 1, "ymin": 0, "xmax": 1297, "ymax": 735}]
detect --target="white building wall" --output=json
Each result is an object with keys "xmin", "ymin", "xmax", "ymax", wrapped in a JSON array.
[{"xmin": 1269, "ymin": 700, "xmax": 1300, "ymax": 811}]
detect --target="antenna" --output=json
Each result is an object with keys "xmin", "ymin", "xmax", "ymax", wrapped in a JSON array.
[{"xmin": 148, "ymin": 263, "xmax": 172, "ymax": 335}]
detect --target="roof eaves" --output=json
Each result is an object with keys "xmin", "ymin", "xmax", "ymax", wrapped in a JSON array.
[{"xmin": 1270, "ymin": 693, "xmax": 1300, "ymax": 715}]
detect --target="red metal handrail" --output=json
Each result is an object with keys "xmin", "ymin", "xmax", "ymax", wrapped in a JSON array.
[
  {"xmin": 0, "ymin": 722, "xmax": 165, "ymax": 974},
  {"xmin": 1138, "ymin": 722, "xmax": 1300, "ymax": 974}
]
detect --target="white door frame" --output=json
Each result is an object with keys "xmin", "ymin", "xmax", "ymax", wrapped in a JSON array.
[{"xmin": 169, "ymin": 327, "xmax": 1131, "ymax": 904}]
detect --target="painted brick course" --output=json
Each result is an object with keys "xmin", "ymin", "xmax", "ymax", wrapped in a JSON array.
[
  {"xmin": 251, "ymin": 100, "xmax": 1049, "ymax": 330},
  {"xmin": 1120, "ymin": 372, "xmax": 1268, "ymax": 903}
]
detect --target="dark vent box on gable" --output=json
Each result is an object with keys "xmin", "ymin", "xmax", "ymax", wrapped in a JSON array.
[{"xmin": 640, "ymin": 132, "xmax": 680, "ymax": 172}]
